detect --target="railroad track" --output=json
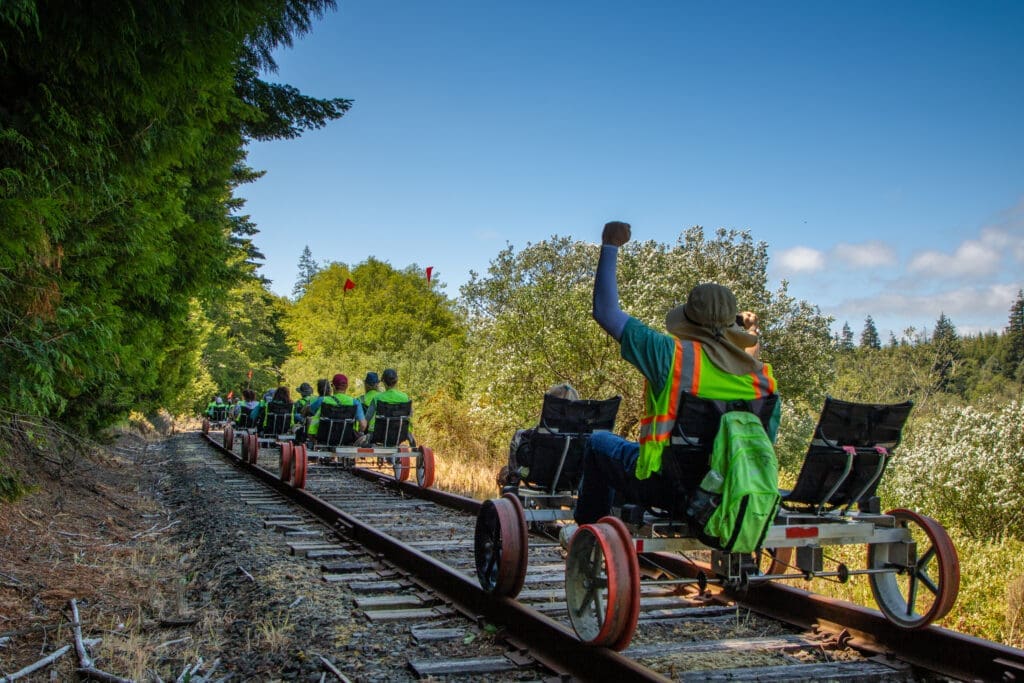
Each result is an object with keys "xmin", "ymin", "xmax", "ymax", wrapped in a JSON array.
[{"xmin": 201, "ymin": 430, "xmax": 1024, "ymax": 681}]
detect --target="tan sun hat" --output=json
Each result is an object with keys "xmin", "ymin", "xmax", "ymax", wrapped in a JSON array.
[{"xmin": 665, "ymin": 283, "xmax": 762, "ymax": 375}]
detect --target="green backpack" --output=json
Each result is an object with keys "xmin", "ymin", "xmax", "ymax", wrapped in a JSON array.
[{"xmin": 702, "ymin": 411, "xmax": 781, "ymax": 553}]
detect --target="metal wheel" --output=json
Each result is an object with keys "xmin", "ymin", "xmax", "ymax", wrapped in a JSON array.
[
  {"xmin": 868, "ymin": 508, "xmax": 960, "ymax": 628},
  {"xmin": 474, "ymin": 493, "xmax": 528, "ymax": 597},
  {"xmin": 201, "ymin": 418, "xmax": 210, "ymax": 434},
  {"xmin": 279, "ymin": 442, "xmax": 294, "ymax": 482},
  {"xmin": 392, "ymin": 451, "xmax": 411, "ymax": 481},
  {"xmin": 416, "ymin": 446, "xmax": 436, "ymax": 488},
  {"xmin": 223, "ymin": 424, "xmax": 234, "ymax": 451},
  {"xmin": 239, "ymin": 433, "xmax": 249, "ymax": 460},
  {"xmin": 291, "ymin": 444, "xmax": 308, "ymax": 489},
  {"xmin": 248, "ymin": 433, "xmax": 260, "ymax": 464},
  {"xmin": 565, "ymin": 520, "xmax": 640, "ymax": 650},
  {"xmin": 599, "ymin": 516, "xmax": 641, "ymax": 651}
]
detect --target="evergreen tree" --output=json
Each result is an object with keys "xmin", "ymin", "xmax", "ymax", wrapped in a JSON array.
[
  {"xmin": 1004, "ymin": 289, "xmax": 1024, "ymax": 378},
  {"xmin": 839, "ymin": 322, "xmax": 855, "ymax": 351},
  {"xmin": 931, "ymin": 312, "xmax": 961, "ymax": 392},
  {"xmin": 292, "ymin": 245, "xmax": 320, "ymax": 299},
  {"xmin": 860, "ymin": 315, "xmax": 881, "ymax": 350}
]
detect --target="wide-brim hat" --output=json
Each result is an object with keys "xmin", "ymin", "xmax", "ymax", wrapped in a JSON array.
[
  {"xmin": 665, "ymin": 283, "xmax": 762, "ymax": 375},
  {"xmin": 296, "ymin": 382, "xmax": 313, "ymax": 397},
  {"xmin": 665, "ymin": 283, "xmax": 758, "ymax": 349}
]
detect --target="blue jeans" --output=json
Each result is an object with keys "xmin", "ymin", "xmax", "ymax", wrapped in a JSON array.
[{"xmin": 575, "ymin": 431, "xmax": 680, "ymax": 524}]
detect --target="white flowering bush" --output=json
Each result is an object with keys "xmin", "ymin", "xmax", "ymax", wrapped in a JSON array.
[{"xmin": 884, "ymin": 401, "xmax": 1024, "ymax": 540}]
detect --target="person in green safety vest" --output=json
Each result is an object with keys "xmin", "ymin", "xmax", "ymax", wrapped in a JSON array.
[
  {"xmin": 572, "ymin": 221, "xmax": 780, "ymax": 527},
  {"xmin": 358, "ymin": 372, "xmax": 382, "ymax": 412},
  {"xmin": 205, "ymin": 396, "xmax": 225, "ymax": 417},
  {"xmin": 307, "ymin": 374, "xmax": 367, "ymax": 443}
]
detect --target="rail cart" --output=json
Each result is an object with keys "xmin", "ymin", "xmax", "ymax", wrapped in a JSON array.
[
  {"xmin": 291, "ymin": 400, "xmax": 436, "ymax": 488},
  {"xmin": 201, "ymin": 405, "xmax": 230, "ymax": 435},
  {"xmin": 480, "ymin": 395, "xmax": 960, "ymax": 650},
  {"xmin": 474, "ymin": 394, "xmax": 620, "ymax": 595}
]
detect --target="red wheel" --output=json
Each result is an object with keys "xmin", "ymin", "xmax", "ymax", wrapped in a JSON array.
[
  {"xmin": 223, "ymin": 424, "xmax": 234, "ymax": 451},
  {"xmin": 598, "ymin": 516, "xmax": 641, "ymax": 651},
  {"xmin": 248, "ymin": 433, "xmax": 260, "ymax": 464},
  {"xmin": 279, "ymin": 442, "xmax": 294, "ymax": 482},
  {"xmin": 239, "ymin": 433, "xmax": 249, "ymax": 459},
  {"xmin": 565, "ymin": 521, "xmax": 638, "ymax": 650},
  {"xmin": 416, "ymin": 446, "xmax": 435, "ymax": 488},
  {"xmin": 291, "ymin": 444, "xmax": 308, "ymax": 489},
  {"xmin": 868, "ymin": 508, "xmax": 960, "ymax": 628},
  {"xmin": 757, "ymin": 546, "xmax": 793, "ymax": 576},
  {"xmin": 202, "ymin": 418, "xmax": 211, "ymax": 434},
  {"xmin": 474, "ymin": 493, "xmax": 528, "ymax": 597}
]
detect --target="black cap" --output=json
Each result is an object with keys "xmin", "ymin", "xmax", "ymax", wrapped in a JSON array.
[{"xmin": 382, "ymin": 368, "xmax": 398, "ymax": 383}]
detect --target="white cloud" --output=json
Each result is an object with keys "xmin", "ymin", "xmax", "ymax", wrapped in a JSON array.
[
  {"xmin": 775, "ymin": 246, "xmax": 825, "ymax": 273},
  {"xmin": 831, "ymin": 241, "xmax": 897, "ymax": 269},
  {"xmin": 908, "ymin": 239, "xmax": 1001, "ymax": 277}
]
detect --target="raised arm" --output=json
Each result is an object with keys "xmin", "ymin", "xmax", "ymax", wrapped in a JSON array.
[{"xmin": 593, "ymin": 221, "xmax": 631, "ymax": 341}]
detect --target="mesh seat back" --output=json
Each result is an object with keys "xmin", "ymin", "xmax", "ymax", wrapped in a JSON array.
[
  {"xmin": 238, "ymin": 406, "xmax": 257, "ymax": 430},
  {"xmin": 211, "ymin": 406, "xmax": 228, "ymax": 421},
  {"xmin": 318, "ymin": 402, "xmax": 358, "ymax": 447},
  {"xmin": 371, "ymin": 401, "xmax": 411, "ymax": 447},
  {"xmin": 265, "ymin": 401, "xmax": 293, "ymax": 436},
  {"xmin": 785, "ymin": 396, "xmax": 913, "ymax": 509},
  {"xmin": 519, "ymin": 395, "xmax": 621, "ymax": 491}
]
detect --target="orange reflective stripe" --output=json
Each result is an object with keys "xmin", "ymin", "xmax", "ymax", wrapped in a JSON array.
[{"xmin": 689, "ymin": 341, "xmax": 702, "ymax": 394}]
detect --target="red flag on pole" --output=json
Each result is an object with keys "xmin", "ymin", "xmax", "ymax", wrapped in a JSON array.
[
  {"xmin": 425, "ymin": 266, "xmax": 433, "ymax": 282},
  {"xmin": 227, "ymin": 391, "xmax": 234, "ymax": 399},
  {"xmin": 297, "ymin": 341, "xmax": 304, "ymax": 352},
  {"xmin": 344, "ymin": 278, "xmax": 355, "ymax": 291},
  {"xmin": 247, "ymin": 369, "xmax": 253, "ymax": 380}
]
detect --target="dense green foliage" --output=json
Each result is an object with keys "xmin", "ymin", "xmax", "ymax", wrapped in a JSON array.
[{"xmin": 0, "ymin": 1, "xmax": 349, "ymax": 430}]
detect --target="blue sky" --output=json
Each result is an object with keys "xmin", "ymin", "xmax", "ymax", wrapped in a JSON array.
[{"xmin": 238, "ymin": 0, "xmax": 1024, "ymax": 340}]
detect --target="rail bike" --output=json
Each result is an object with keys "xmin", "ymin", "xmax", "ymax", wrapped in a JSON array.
[
  {"xmin": 474, "ymin": 395, "xmax": 960, "ymax": 651},
  {"xmin": 201, "ymin": 405, "xmax": 230, "ymax": 435},
  {"xmin": 286, "ymin": 400, "xmax": 436, "ymax": 489}
]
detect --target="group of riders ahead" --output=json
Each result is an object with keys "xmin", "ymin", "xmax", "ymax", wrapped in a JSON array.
[{"xmin": 204, "ymin": 368, "xmax": 414, "ymax": 447}]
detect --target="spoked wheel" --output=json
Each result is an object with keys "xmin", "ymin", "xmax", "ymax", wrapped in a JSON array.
[
  {"xmin": 416, "ymin": 446, "xmax": 435, "ymax": 488},
  {"xmin": 201, "ymin": 418, "xmax": 210, "ymax": 434},
  {"xmin": 392, "ymin": 450, "xmax": 411, "ymax": 481},
  {"xmin": 565, "ymin": 518, "xmax": 641, "ymax": 650},
  {"xmin": 248, "ymin": 434, "xmax": 260, "ymax": 464},
  {"xmin": 279, "ymin": 442, "xmax": 294, "ymax": 482},
  {"xmin": 756, "ymin": 547, "xmax": 793, "ymax": 576},
  {"xmin": 223, "ymin": 424, "xmax": 234, "ymax": 450},
  {"xmin": 474, "ymin": 493, "xmax": 528, "ymax": 597},
  {"xmin": 291, "ymin": 444, "xmax": 308, "ymax": 489},
  {"xmin": 868, "ymin": 508, "xmax": 960, "ymax": 628}
]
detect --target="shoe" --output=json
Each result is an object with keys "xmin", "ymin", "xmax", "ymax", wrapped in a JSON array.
[{"xmin": 559, "ymin": 523, "xmax": 579, "ymax": 550}]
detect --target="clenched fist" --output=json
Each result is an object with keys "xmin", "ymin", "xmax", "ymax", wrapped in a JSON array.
[{"xmin": 602, "ymin": 221, "xmax": 631, "ymax": 246}]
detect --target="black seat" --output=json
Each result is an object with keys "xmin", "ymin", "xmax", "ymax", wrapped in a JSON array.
[
  {"xmin": 263, "ymin": 400, "xmax": 293, "ymax": 436},
  {"xmin": 782, "ymin": 396, "xmax": 913, "ymax": 514},
  {"xmin": 237, "ymin": 406, "xmax": 257, "ymax": 430},
  {"xmin": 519, "ymin": 395, "xmax": 621, "ymax": 493},
  {"xmin": 316, "ymin": 402, "xmax": 358, "ymax": 447},
  {"xmin": 371, "ymin": 401, "xmax": 412, "ymax": 447},
  {"xmin": 211, "ymin": 406, "xmax": 228, "ymax": 422}
]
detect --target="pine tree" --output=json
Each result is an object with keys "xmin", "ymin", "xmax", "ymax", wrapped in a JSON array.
[
  {"xmin": 839, "ymin": 322, "xmax": 855, "ymax": 351},
  {"xmin": 860, "ymin": 315, "xmax": 881, "ymax": 350},
  {"xmin": 292, "ymin": 245, "xmax": 319, "ymax": 298},
  {"xmin": 931, "ymin": 312, "xmax": 961, "ymax": 392},
  {"xmin": 1005, "ymin": 290, "xmax": 1024, "ymax": 375}
]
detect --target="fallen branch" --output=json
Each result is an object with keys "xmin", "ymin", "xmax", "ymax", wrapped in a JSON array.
[
  {"xmin": 318, "ymin": 655, "xmax": 352, "ymax": 682},
  {"xmin": 237, "ymin": 565, "xmax": 255, "ymax": 582},
  {"xmin": 156, "ymin": 636, "xmax": 191, "ymax": 650},
  {"xmin": 75, "ymin": 666, "xmax": 134, "ymax": 683},
  {"xmin": 0, "ymin": 643, "xmax": 71, "ymax": 681},
  {"xmin": 70, "ymin": 599, "xmax": 94, "ymax": 668},
  {"xmin": 174, "ymin": 656, "xmax": 202, "ymax": 683}
]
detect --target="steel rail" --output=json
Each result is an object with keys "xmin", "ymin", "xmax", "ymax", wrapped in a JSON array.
[
  {"xmin": 650, "ymin": 552, "xmax": 1024, "ymax": 682},
  {"xmin": 204, "ymin": 435, "xmax": 666, "ymax": 682},
  {"xmin": 205, "ymin": 434, "xmax": 1024, "ymax": 681}
]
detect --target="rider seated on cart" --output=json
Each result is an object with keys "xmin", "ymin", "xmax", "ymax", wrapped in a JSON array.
[
  {"xmin": 306, "ymin": 374, "xmax": 367, "ymax": 447},
  {"xmin": 233, "ymin": 389, "xmax": 260, "ymax": 429},
  {"xmin": 357, "ymin": 368, "xmax": 415, "ymax": 446},
  {"xmin": 497, "ymin": 383, "xmax": 580, "ymax": 487},
  {"xmin": 573, "ymin": 221, "xmax": 779, "ymax": 531},
  {"xmin": 260, "ymin": 386, "xmax": 294, "ymax": 436}
]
